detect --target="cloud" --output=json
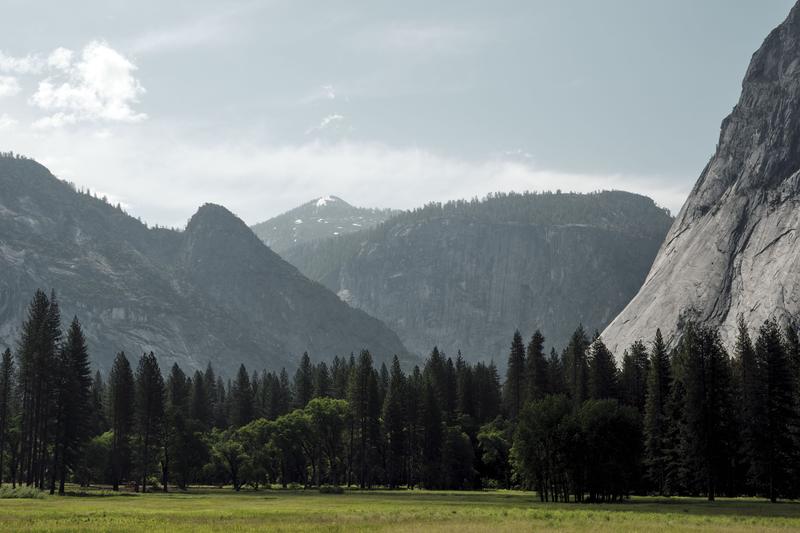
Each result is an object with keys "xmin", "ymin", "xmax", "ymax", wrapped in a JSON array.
[
  {"xmin": 0, "ymin": 76, "xmax": 21, "ymax": 97},
  {"xmin": 1, "ymin": 119, "xmax": 688, "ymax": 228},
  {"xmin": 30, "ymin": 41, "xmax": 146, "ymax": 128},
  {"xmin": 0, "ymin": 113, "xmax": 17, "ymax": 129},
  {"xmin": 305, "ymin": 114, "xmax": 345, "ymax": 135},
  {"xmin": 47, "ymin": 47, "xmax": 73, "ymax": 70},
  {"xmin": 0, "ymin": 51, "xmax": 44, "ymax": 74}
]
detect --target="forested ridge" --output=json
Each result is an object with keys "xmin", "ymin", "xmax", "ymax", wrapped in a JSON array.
[{"xmin": 0, "ymin": 289, "xmax": 798, "ymax": 503}]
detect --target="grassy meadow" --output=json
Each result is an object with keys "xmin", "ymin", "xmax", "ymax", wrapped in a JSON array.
[{"xmin": 0, "ymin": 487, "xmax": 799, "ymax": 532}]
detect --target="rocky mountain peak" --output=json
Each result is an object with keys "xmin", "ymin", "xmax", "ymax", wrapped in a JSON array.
[{"xmin": 603, "ymin": 1, "xmax": 800, "ymax": 355}]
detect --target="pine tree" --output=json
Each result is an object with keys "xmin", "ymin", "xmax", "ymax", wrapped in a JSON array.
[
  {"xmin": 190, "ymin": 370, "xmax": 211, "ymax": 429},
  {"xmin": 134, "ymin": 352, "xmax": 165, "ymax": 493},
  {"xmin": 314, "ymin": 362, "xmax": 331, "ymax": 399},
  {"xmin": 643, "ymin": 329, "xmax": 670, "ymax": 494},
  {"xmin": 503, "ymin": 331, "xmax": 526, "ymax": 420},
  {"xmin": 525, "ymin": 330, "xmax": 548, "ymax": 402},
  {"xmin": 382, "ymin": 356, "xmax": 407, "ymax": 488},
  {"xmin": 89, "ymin": 370, "xmax": 108, "ymax": 436},
  {"xmin": 672, "ymin": 323, "xmax": 733, "ymax": 500},
  {"xmin": 231, "ymin": 364, "xmax": 254, "ymax": 427},
  {"xmin": 588, "ymin": 337, "xmax": 618, "ymax": 400},
  {"xmin": 0, "ymin": 348, "xmax": 13, "ymax": 486},
  {"xmin": 564, "ymin": 325, "xmax": 589, "ymax": 408},
  {"xmin": 16, "ymin": 289, "xmax": 61, "ymax": 488},
  {"xmin": 348, "ymin": 351, "xmax": 381, "ymax": 488},
  {"xmin": 753, "ymin": 319, "xmax": 798, "ymax": 501},
  {"xmin": 108, "ymin": 352, "xmax": 135, "ymax": 491},
  {"xmin": 455, "ymin": 352, "xmax": 475, "ymax": 417},
  {"xmin": 420, "ymin": 380, "xmax": 443, "ymax": 489},
  {"xmin": 620, "ymin": 340, "xmax": 649, "ymax": 414},
  {"xmin": 50, "ymin": 317, "xmax": 93, "ymax": 495},
  {"xmin": 293, "ymin": 352, "xmax": 314, "ymax": 408}
]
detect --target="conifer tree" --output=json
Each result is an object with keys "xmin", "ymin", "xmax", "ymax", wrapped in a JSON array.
[
  {"xmin": 190, "ymin": 370, "xmax": 211, "ymax": 429},
  {"xmin": 314, "ymin": 361, "xmax": 331, "ymax": 399},
  {"xmin": 0, "ymin": 348, "xmax": 13, "ymax": 486},
  {"xmin": 503, "ymin": 331, "xmax": 526, "ymax": 420},
  {"xmin": 108, "ymin": 352, "xmax": 135, "ymax": 491},
  {"xmin": 588, "ymin": 337, "xmax": 618, "ymax": 400},
  {"xmin": 672, "ymin": 323, "xmax": 733, "ymax": 500},
  {"xmin": 753, "ymin": 319, "xmax": 798, "ymax": 501},
  {"xmin": 525, "ymin": 330, "xmax": 548, "ymax": 402},
  {"xmin": 382, "ymin": 356, "xmax": 407, "ymax": 488},
  {"xmin": 293, "ymin": 352, "xmax": 314, "ymax": 408},
  {"xmin": 134, "ymin": 352, "xmax": 165, "ymax": 492},
  {"xmin": 231, "ymin": 364, "xmax": 254, "ymax": 427},
  {"xmin": 51, "ymin": 317, "xmax": 93, "ymax": 495},
  {"xmin": 643, "ymin": 329, "xmax": 670, "ymax": 494},
  {"xmin": 620, "ymin": 340, "xmax": 649, "ymax": 413},
  {"xmin": 420, "ymin": 380, "xmax": 443, "ymax": 489},
  {"xmin": 564, "ymin": 325, "xmax": 589, "ymax": 408},
  {"xmin": 348, "ymin": 350, "xmax": 381, "ymax": 488}
]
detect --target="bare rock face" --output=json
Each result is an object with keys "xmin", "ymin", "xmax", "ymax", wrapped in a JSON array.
[
  {"xmin": 284, "ymin": 191, "xmax": 672, "ymax": 361},
  {"xmin": 0, "ymin": 156, "xmax": 410, "ymax": 373},
  {"xmin": 603, "ymin": 1, "xmax": 800, "ymax": 355}
]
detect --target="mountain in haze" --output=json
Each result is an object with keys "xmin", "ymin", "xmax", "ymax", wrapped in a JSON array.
[
  {"xmin": 603, "ymin": 1, "xmax": 800, "ymax": 354},
  {"xmin": 0, "ymin": 155, "xmax": 409, "ymax": 374},
  {"xmin": 251, "ymin": 196, "xmax": 399, "ymax": 253},
  {"xmin": 282, "ymin": 191, "xmax": 673, "ymax": 361}
]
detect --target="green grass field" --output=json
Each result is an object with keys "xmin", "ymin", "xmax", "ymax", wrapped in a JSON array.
[{"xmin": 1, "ymin": 488, "xmax": 799, "ymax": 532}]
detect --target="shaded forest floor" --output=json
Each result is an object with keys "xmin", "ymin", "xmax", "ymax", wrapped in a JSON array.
[{"xmin": 1, "ymin": 487, "xmax": 799, "ymax": 532}]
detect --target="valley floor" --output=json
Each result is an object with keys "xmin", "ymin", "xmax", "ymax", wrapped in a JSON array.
[{"xmin": 0, "ymin": 487, "xmax": 799, "ymax": 532}]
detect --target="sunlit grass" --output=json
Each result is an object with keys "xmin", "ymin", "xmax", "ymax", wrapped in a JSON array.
[{"xmin": 0, "ymin": 486, "xmax": 798, "ymax": 532}]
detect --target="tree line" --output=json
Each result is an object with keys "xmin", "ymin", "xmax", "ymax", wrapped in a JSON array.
[{"xmin": 0, "ymin": 290, "xmax": 798, "ymax": 502}]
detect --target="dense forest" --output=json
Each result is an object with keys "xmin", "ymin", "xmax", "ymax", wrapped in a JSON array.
[{"xmin": 0, "ymin": 290, "xmax": 798, "ymax": 503}]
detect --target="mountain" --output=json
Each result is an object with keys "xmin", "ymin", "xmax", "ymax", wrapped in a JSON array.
[
  {"xmin": 282, "ymin": 191, "xmax": 673, "ymax": 361},
  {"xmin": 0, "ymin": 155, "xmax": 409, "ymax": 374},
  {"xmin": 251, "ymin": 196, "xmax": 399, "ymax": 253},
  {"xmin": 603, "ymin": 2, "xmax": 800, "ymax": 354}
]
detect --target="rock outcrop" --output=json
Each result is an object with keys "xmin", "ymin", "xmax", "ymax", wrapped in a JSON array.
[
  {"xmin": 603, "ymin": 2, "xmax": 800, "ymax": 354},
  {"xmin": 0, "ymin": 156, "xmax": 410, "ymax": 373},
  {"xmin": 284, "ymin": 191, "xmax": 672, "ymax": 361}
]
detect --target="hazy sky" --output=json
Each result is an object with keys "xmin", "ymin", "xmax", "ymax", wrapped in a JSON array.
[{"xmin": 0, "ymin": 0, "xmax": 794, "ymax": 227}]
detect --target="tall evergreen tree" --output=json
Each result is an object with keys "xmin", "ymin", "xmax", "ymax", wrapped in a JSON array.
[
  {"xmin": 620, "ymin": 340, "xmax": 649, "ymax": 414},
  {"xmin": 17, "ymin": 289, "xmax": 61, "ymax": 488},
  {"xmin": 420, "ymin": 380, "xmax": 443, "ymax": 489},
  {"xmin": 382, "ymin": 356, "xmax": 407, "ymax": 488},
  {"xmin": 588, "ymin": 337, "xmax": 618, "ymax": 400},
  {"xmin": 231, "ymin": 364, "xmax": 255, "ymax": 427},
  {"xmin": 348, "ymin": 351, "xmax": 381, "ymax": 488},
  {"xmin": 314, "ymin": 361, "xmax": 331, "ymax": 399},
  {"xmin": 190, "ymin": 370, "xmax": 211, "ymax": 429},
  {"xmin": 293, "ymin": 352, "xmax": 314, "ymax": 408},
  {"xmin": 0, "ymin": 348, "xmax": 13, "ymax": 486},
  {"xmin": 503, "ymin": 331, "xmax": 526, "ymax": 420},
  {"xmin": 525, "ymin": 330, "xmax": 548, "ymax": 402},
  {"xmin": 108, "ymin": 352, "xmax": 135, "ymax": 491},
  {"xmin": 134, "ymin": 352, "xmax": 165, "ymax": 493},
  {"xmin": 672, "ymin": 323, "xmax": 733, "ymax": 500},
  {"xmin": 752, "ymin": 319, "xmax": 798, "ymax": 501},
  {"xmin": 50, "ymin": 317, "xmax": 93, "ymax": 495},
  {"xmin": 564, "ymin": 325, "xmax": 589, "ymax": 408},
  {"xmin": 643, "ymin": 329, "xmax": 670, "ymax": 494}
]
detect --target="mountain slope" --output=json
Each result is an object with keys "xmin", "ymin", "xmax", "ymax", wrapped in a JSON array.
[
  {"xmin": 283, "ymin": 191, "xmax": 673, "ymax": 360},
  {"xmin": 251, "ymin": 196, "xmax": 399, "ymax": 253},
  {"xmin": 603, "ymin": 1, "xmax": 800, "ymax": 354},
  {"xmin": 0, "ymin": 155, "xmax": 409, "ymax": 373}
]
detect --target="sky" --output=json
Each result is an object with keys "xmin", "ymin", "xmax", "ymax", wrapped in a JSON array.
[{"xmin": 0, "ymin": 0, "xmax": 795, "ymax": 227}]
